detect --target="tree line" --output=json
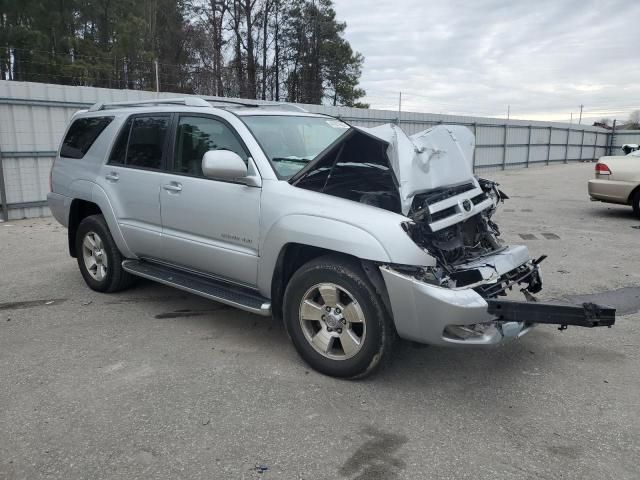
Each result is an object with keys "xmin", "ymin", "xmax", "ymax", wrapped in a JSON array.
[{"xmin": 0, "ymin": 0, "xmax": 368, "ymax": 107}]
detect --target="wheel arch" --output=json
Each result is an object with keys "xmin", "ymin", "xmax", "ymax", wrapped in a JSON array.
[
  {"xmin": 268, "ymin": 244, "xmax": 393, "ymax": 321},
  {"xmin": 67, "ymin": 199, "xmax": 102, "ymax": 257},
  {"xmin": 67, "ymin": 183, "xmax": 134, "ymax": 259},
  {"xmin": 259, "ymin": 215, "xmax": 393, "ymax": 318},
  {"xmin": 627, "ymin": 184, "xmax": 640, "ymax": 204}
]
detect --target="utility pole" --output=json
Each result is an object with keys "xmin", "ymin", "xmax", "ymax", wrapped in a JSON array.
[
  {"xmin": 578, "ymin": 104, "xmax": 583, "ymax": 124},
  {"xmin": 570, "ymin": 112, "xmax": 573, "ymax": 125},
  {"xmin": 507, "ymin": 104, "xmax": 510, "ymax": 120},
  {"xmin": 398, "ymin": 92, "xmax": 402, "ymax": 125},
  {"xmin": 154, "ymin": 60, "xmax": 160, "ymax": 95}
]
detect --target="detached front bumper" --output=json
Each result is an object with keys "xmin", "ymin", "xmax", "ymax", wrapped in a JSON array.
[
  {"xmin": 380, "ymin": 265, "xmax": 532, "ymax": 346},
  {"xmin": 380, "ymin": 250, "xmax": 615, "ymax": 346}
]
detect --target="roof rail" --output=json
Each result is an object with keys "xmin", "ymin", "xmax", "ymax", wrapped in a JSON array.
[
  {"xmin": 202, "ymin": 98, "xmax": 307, "ymax": 112},
  {"xmin": 87, "ymin": 96, "xmax": 308, "ymax": 113},
  {"xmin": 201, "ymin": 98, "xmax": 262, "ymax": 107},
  {"xmin": 88, "ymin": 97, "xmax": 211, "ymax": 111}
]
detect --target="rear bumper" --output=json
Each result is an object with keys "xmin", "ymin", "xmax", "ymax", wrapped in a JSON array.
[
  {"xmin": 380, "ymin": 264, "xmax": 534, "ymax": 347},
  {"xmin": 588, "ymin": 179, "xmax": 634, "ymax": 204}
]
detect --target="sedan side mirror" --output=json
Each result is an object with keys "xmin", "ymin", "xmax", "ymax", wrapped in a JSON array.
[{"xmin": 202, "ymin": 150, "xmax": 248, "ymax": 180}]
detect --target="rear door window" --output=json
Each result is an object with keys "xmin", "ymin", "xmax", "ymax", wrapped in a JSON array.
[
  {"xmin": 60, "ymin": 116, "xmax": 113, "ymax": 159},
  {"xmin": 108, "ymin": 115, "xmax": 170, "ymax": 170}
]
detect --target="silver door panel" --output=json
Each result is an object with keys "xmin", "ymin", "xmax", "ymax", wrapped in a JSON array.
[{"xmin": 159, "ymin": 175, "xmax": 261, "ymax": 285}]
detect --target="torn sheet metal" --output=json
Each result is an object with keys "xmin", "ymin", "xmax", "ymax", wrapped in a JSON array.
[{"xmin": 354, "ymin": 124, "xmax": 476, "ymax": 215}]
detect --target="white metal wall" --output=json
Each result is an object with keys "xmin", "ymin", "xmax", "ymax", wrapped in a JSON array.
[
  {"xmin": 611, "ymin": 130, "xmax": 640, "ymax": 155},
  {"xmin": 0, "ymin": 80, "xmax": 611, "ymax": 220}
]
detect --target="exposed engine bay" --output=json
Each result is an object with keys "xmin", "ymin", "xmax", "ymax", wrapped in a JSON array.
[
  {"xmin": 405, "ymin": 178, "xmax": 505, "ymax": 266},
  {"xmin": 290, "ymin": 122, "xmax": 543, "ymax": 299}
]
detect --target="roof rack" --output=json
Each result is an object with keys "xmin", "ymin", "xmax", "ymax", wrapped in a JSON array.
[
  {"xmin": 201, "ymin": 98, "xmax": 262, "ymax": 107},
  {"xmin": 87, "ymin": 96, "xmax": 308, "ymax": 113},
  {"xmin": 202, "ymin": 98, "xmax": 307, "ymax": 112},
  {"xmin": 88, "ymin": 97, "xmax": 211, "ymax": 111}
]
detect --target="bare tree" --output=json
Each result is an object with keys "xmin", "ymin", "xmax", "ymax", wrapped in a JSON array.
[
  {"xmin": 210, "ymin": 0, "xmax": 228, "ymax": 96},
  {"xmin": 261, "ymin": 0, "xmax": 272, "ymax": 99},
  {"xmin": 628, "ymin": 110, "xmax": 640, "ymax": 129}
]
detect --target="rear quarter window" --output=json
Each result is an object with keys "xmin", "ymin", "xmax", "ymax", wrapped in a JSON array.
[{"xmin": 60, "ymin": 116, "xmax": 114, "ymax": 159}]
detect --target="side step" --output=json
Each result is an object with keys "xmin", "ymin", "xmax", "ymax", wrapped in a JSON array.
[
  {"xmin": 487, "ymin": 299, "xmax": 615, "ymax": 330},
  {"xmin": 122, "ymin": 260, "xmax": 271, "ymax": 316}
]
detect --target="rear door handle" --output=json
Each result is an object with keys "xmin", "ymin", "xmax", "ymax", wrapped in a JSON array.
[
  {"xmin": 105, "ymin": 172, "xmax": 119, "ymax": 182},
  {"xmin": 162, "ymin": 182, "xmax": 182, "ymax": 193}
]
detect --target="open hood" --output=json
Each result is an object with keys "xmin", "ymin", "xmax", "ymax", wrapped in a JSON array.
[
  {"xmin": 354, "ymin": 124, "xmax": 476, "ymax": 215},
  {"xmin": 290, "ymin": 123, "xmax": 476, "ymax": 216}
]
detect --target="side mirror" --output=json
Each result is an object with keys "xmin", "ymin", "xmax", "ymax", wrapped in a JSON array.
[{"xmin": 202, "ymin": 150, "xmax": 248, "ymax": 180}]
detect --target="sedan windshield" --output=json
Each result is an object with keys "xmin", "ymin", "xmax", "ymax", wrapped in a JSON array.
[{"xmin": 242, "ymin": 115, "xmax": 350, "ymax": 178}]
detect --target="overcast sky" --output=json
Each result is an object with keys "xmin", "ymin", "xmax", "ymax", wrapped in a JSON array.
[{"xmin": 333, "ymin": 0, "xmax": 640, "ymax": 123}]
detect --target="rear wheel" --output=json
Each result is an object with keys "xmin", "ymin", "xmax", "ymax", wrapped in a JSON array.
[
  {"xmin": 632, "ymin": 190, "xmax": 640, "ymax": 219},
  {"xmin": 283, "ymin": 255, "xmax": 395, "ymax": 378},
  {"xmin": 75, "ymin": 214, "xmax": 134, "ymax": 293}
]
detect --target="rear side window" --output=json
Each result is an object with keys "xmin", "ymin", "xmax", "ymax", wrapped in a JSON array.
[
  {"xmin": 60, "ymin": 117, "xmax": 113, "ymax": 159},
  {"xmin": 108, "ymin": 115, "xmax": 170, "ymax": 170}
]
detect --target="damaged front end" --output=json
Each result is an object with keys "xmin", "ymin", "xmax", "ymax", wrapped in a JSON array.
[
  {"xmin": 291, "ymin": 121, "xmax": 615, "ymax": 346},
  {"xmin": 401, "ymin": 176, "xmax": 543, "ymax": 298}
]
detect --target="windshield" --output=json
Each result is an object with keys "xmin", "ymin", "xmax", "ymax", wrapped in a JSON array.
[{"xmin": 242, "ymin": 115, "xmax": 350, "ymax": 178}]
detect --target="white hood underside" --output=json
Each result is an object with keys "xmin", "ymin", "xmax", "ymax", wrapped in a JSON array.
[{"xmin": 355, "ymin": 124, "xmax": 476, "ymax": 215}]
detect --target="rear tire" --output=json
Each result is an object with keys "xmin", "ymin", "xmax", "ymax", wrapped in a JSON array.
[
  {"xmin": 75, "ymin": 214, "xmax": 134, "ymax": 293},
  {"xmin": 632, "ymin": 190, "xmax": 640, "ymax": 219},
  {"xmin": 283, "ymin": 255, "xmax": 395, "ymax": 379}
]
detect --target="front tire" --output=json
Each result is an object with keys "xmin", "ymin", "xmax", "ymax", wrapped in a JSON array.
[
  {"xmin": 283, "ymin": 255, "xmax": 395, "ymax": 379},
  {"xmin": 632, "ymin": 190, "xmax": 640, "ymax": 219},
  {"xmin": 75, "ymin": 214, "xmax": 134, "ymax": 293}
]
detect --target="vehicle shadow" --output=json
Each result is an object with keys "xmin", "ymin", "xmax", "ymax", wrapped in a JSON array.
[
  {"xmin": 109, "ymin": 279, "xmax": 619, "ymax": 396},
  {"xmin": 587, "ymin": 205, "xmax": 637, "ymax": 221}
]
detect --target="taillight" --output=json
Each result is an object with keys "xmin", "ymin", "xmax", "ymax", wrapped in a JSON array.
[{"xmin": 595, "ymin": 163, "xmax": 611, "ymax": 175}]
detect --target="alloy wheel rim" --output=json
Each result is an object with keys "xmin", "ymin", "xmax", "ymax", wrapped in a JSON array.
[
  {"xmin": 82, "ymin": 231, "xmax": 108, "ymax": 281},
  {"xmin": 298, "ymin": 282, "xmax": 366, "ymax": 360}
]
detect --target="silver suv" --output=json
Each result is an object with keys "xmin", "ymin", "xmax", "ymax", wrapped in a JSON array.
[{"xmin": 48, "ymin": 97, "xmax": 614, "ymax": 378}]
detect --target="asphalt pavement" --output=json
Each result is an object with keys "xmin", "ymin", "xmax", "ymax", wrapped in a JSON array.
[{"xmin": 1, "ymin": 163, "xmax": 638, "ymax": 479}]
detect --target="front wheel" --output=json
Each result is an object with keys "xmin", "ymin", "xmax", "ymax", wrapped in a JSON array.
[{"xmin": 283, "ymin": 255, "xmax": 395, "ymax": 379}]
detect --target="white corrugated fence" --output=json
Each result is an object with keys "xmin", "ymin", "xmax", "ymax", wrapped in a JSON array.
[{"xmin": 0, "ymin": 80, "xmax": 614, "ymax": 220}]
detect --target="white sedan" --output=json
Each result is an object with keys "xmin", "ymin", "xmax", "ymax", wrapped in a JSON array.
[{"xmin": 589, "ymin": 150, "xmax": 640, "ymax": 217}]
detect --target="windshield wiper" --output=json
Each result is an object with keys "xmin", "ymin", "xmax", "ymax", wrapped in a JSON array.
[{"xmin": 271, "ymin": 157, "xmax": 312, "ymax": 164}]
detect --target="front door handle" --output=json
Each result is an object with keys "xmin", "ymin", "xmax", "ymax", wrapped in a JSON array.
[
  {"xmin": 162, "ymin": 182, "xmax": 182, "ymax": 193},
  {"xmin": 105, "ymin": 172, "xmax": 119, "ymax": 182}
]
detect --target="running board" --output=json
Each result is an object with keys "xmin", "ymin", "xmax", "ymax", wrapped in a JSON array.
[
  {"xmin": 122, "ymin": 260, "xmax": 271, "ymax": 316},
  {"xmin": 487, "ymin": 299, "xmax": 615, "ymax": 330}
]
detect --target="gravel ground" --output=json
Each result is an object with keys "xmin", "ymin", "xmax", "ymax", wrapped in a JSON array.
[{"xmin": 0, "ymin": 163, "xmax": 638, "ymax": 480}]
